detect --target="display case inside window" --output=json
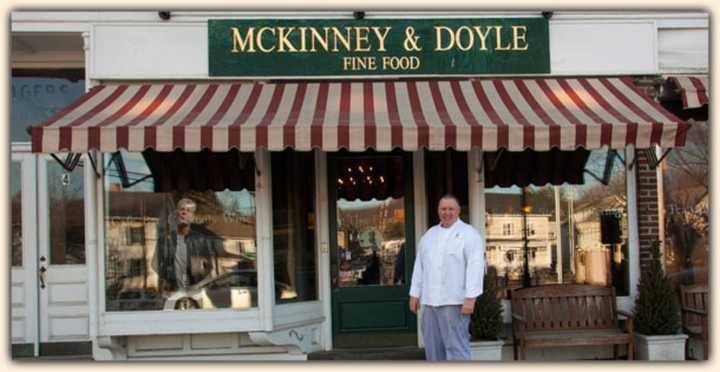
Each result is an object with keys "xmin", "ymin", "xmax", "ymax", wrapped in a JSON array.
[
  {"xmin": 484, "ymin": 147, "xmax": 629, "ymax": 297},
  {"xmin": 104, "ymin": 150, "xmax": 258, "ymax": 311}
]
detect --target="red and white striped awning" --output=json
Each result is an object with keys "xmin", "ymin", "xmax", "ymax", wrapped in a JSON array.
[
  {"xmin": 30, "ymin": 78, "xmax": 688, "ymax": 153},
  {"xmin": 669, "ymin": 75, "xmax": 709, "ymax": 109}
]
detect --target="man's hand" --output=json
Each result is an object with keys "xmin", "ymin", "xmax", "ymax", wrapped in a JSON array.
[
  {"xmin": 461, "ymin": 298, "xmax": 475, "ymax": 315},
  {"xmin": 409, "ymin": 296, "xmax": 419, "ymax": 314}
]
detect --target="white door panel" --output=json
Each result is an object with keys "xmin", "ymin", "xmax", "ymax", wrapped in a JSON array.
[{"xmin": 37, "ymin": 156, "xmax": 90, "ymax": 344}]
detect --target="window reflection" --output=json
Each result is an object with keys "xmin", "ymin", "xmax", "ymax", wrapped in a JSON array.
[
  {"xmin": 11, "ymin": 161, "xmax": 22, "ymax": 267},
  {"xmin": 47, "ymin": 156, "xmax": 85, "ymax": 265},
  {"xmin": 11, "ymin": 75, "xmax": 85, "ymax": 142},
  {"xmin": 485, "ymin": 148, "xmax": 629, "ymax": 296},
  {"xmin": 425, "ymin": 150, "xmax": 470, "ymax": 226},
  {"xmin": 335, "ymin": 155, "xmax": 406, "ymax": 288},
  {"xmin": 663, "ymin": 121, "xmax": 709, "ymax": 287},
  {"xmin": 105, "ymin": 150, "xmax": 258, "ymax": 311}
]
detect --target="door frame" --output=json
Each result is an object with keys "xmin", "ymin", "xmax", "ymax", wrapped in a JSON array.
[{"xmin": 327, "ymin": 150, "xmax": 417, "ymax": 348}]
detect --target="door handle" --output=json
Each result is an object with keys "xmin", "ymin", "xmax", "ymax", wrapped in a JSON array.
[{"xmin": 39, "ymin": 266, "xmax": 47, "ymax": 289}]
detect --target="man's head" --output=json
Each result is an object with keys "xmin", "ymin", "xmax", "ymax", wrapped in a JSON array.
[
  {"xmin": 437, "ymin": 194, "xmax": 461, "ymax": 228},
  {"xmin": 176, "ymin": 198, "xmax": 197, "ymax": 225}
]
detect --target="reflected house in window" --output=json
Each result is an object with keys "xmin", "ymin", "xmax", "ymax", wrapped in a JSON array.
[
  {"xmin": 568, "ymin": 185, "xmax": 628, "ymax": 288},
  {"xmin": 485, "ymin": 192, "xmax": 556, "ymax": 285},
  {"xmin": 337, "ymin": 197, "xmax": 405, "ymax": 286},
  {"xmin": 105, "ymin": 192, "xmax": 165, "ymax": 297},
  {"xmin": 199, "ymin": 218, "xmax": 257, "ymax": 272}
]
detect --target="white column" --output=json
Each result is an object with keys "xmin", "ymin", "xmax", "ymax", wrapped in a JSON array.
[
  {"xmin": 413, "ymin": 151, "xmax": 428, "ymax": 242},
  {"xmin": 626, "ymin": 146, "xmax": 640, "ymax": 303},
  {"xmin": 467, "ymin": 148, "xmax": 485, "ymax": 236},
  {"xmin": 655, "ymin": 145, "xmax": 666, "ymax": 269},
  {"xmin": 314, "ymin": 150, "xmax": 332, "ymax": 351},
  {"xmin": 254, "ymin": 149, "xmax": 274, "ymax": 331},
  {"xmin": 412, "ymin": 150, "xmax": 426, "ymax": 348},
  {"xmin": 554, "ymin": 186, "xmax": 563, "ymax": 283}
]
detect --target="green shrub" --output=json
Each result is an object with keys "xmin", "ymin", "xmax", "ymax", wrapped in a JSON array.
[
  {"xmin": 470, "ymin": 267, "xmax": 504, "ymax": 341},
  {"xmin": 633, "ymin": 240, "xmax": 681, "ymax": 335}
]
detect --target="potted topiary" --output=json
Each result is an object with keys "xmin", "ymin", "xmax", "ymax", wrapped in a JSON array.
[
  {"xmin": 633, "ymin": 240, "xmax": 688, "ymax": 360},
  {"xmin": 469, "ymin": 267, "xmax": 505, "ymax": 361}
]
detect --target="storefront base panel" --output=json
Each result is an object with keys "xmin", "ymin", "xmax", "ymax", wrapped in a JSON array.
[
  {"xmin": 93, "ymin": 333, "xmax": 308, "ymax": 361},
  {"xmin": 128, "ymin": 351, "xmax": 307, "ymax": 361}
]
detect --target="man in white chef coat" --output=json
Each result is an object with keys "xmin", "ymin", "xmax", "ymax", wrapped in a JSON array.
[{"xmin": 409, "ymin": 194, "xmax": 485, "ymax": 361}]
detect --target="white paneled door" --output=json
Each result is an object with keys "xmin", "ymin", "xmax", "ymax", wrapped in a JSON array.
[
  {"xmin": 38, "ymin": 155, "xmax": 89, "ymax": 344},
  {"xmin": 11, "ymin": 151, "xmax": 90, "ymax": 355}
]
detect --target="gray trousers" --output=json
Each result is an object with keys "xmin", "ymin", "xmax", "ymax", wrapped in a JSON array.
[{"xmin": 421, "ymin": 305, "xmax": 471, "ymax": 361}]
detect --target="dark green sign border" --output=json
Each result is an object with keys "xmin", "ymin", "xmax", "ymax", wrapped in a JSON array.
[{"xmin": 209, "ymin": 18, "xmax": 550, "ymax": 77}]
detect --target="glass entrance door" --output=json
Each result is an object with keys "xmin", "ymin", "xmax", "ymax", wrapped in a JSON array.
[{"xmin": 329, "ymin": 151, "xmax": 416, "ymax": 348}]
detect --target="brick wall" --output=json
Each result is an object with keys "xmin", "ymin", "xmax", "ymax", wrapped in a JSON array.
[
  {"xmin": 633, "ymin": 77, "xmax": 663, "ymax": 271},
  {"xmin": 635, "ymin": 150, "xmax": 660, "ymax": 271}
]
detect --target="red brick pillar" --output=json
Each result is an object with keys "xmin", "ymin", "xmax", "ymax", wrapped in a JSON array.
[
  {"xmin": 633, "ymin": 77, "xmax": 663, "ymax": 271},
  {"xmin": 635, "ymin": 151, "xmax": 660, "ymax": 270}
]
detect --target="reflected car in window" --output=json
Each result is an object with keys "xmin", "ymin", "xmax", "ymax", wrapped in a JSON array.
[
  {"xmin": 109, "ymin": 288, "xmax": 165, "ymax": 311},
  {"xmin": 163, "ymin": 269, "xmax": 297, "ymax": 310}
]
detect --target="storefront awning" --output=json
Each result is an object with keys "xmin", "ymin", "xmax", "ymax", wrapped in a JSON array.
[
  {"xmin": 29, "ymin": 78, "xmax": 688, "ymax": 153},
  {"xmin": 667, "ymin": 75, "xmax": 709, "ymax": 109}
]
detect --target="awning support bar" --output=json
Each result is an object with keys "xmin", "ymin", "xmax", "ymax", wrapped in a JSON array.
[
  {"xmin": 109, "ymin": 152, "xmax": 152, "ymax": 188},
  {"xmin": 50, "ymin": 152, "xmax": 82, "ymax": 172},
  {"xmin": 583, "ymin": 148, "xmax": 616, "ymax": 186},
  {"xmin": 489, "ymin": 148, "xmax": 505, "ymax": 172},
  {"xmin": 645, "ymin": 148, "xmax": 673, "ymax": 170},
  {"xmin": 613, "ymin": 149, "xmax": 637, "ymax": 171},
  {"xmin": 87, "ymin": 152, "xmax": 102, "ymax": 179}
]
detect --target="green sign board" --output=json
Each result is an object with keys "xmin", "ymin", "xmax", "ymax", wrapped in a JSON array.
[{"xmin": 208, "ymin": 18, "xmax": 550, "ymax": 77}]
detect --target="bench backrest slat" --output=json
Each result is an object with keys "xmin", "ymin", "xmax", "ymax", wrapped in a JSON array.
[
  {"xmin": 512, "ymin": 285, "xmax": 618, "ymax": 331},
  {"xmin": 680, "ymin": 283, "xmax": 708, "ymax": 328}
]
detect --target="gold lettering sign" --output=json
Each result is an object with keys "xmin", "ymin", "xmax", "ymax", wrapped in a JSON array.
[{"xmin": 211, "ymin": 19, "xmax": 550, "ymax": 76}]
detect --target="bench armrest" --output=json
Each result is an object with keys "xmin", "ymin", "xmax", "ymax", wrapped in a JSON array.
[
  {"xmin": 681, "ymin": 307, "xmax": 707, "ymax": 316},
  {"xmin": 616, "ymin": 310, "xmax": 634, "ymax": 335}
]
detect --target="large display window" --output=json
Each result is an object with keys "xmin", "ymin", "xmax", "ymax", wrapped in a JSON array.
[
  {"xmin": 484, "ymin": 148, "xmax": 630, "ymax": 297},
  {"xmin": 104, "ymin": 150, "xmax": 258, "ymax": 311}
]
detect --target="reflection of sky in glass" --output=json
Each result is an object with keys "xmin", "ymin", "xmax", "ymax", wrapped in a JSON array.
[
  {"xmin": 487, "ymin": 185, "xmax": 522, "ymax": 195},
  {"xmin": 576, "ymin": 148, "xmax": 626, "ymax": 198},
  {"xmin": 104, "ymin": 150, "xmax": 154, "ymax": 192},
  {"xmin": 338, "ymin": 197, "xmax": 391, "ymax": 210},
  {"xmin": 47, "ymin": 156, "xmax": 84, "ymax": 199},
  {"xmin": 11, "ymin": 77, "xmax": 85, "ymax": 141},
  {"xmin": 216, "ymin": 189, "xmax": 256, "ymax": 215}
]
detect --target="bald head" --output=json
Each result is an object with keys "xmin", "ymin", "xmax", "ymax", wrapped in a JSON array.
[{"xmin": 437, "ymin": 194, "xmax": 461, "ymax": 228}]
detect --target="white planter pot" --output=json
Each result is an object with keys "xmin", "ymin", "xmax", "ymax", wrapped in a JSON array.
[
  {"xmin": 470, "ymin": 340, "xmax": 504, "ymax": 361},
  {"xmin": 635, "ymin": 333, "xmax": 688, "ymax": 360}
]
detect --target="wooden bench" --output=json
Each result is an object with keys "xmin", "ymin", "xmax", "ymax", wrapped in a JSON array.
[
  {"xmin": 511, "ymin": 284, "xmax": 634, "ymax": 360},
  {"xmin": 680, "ymin": 283, "xmax": 708, "ymax": 360}
]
